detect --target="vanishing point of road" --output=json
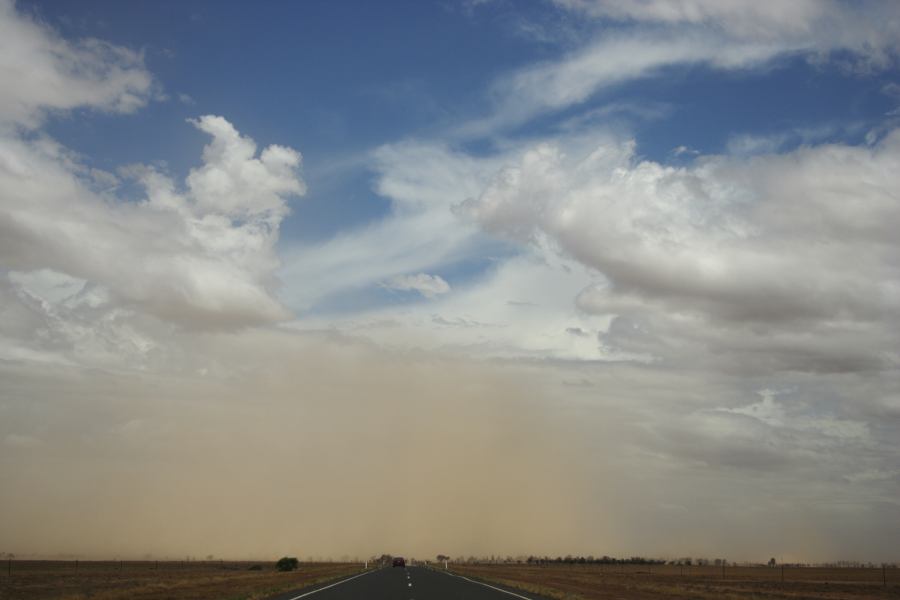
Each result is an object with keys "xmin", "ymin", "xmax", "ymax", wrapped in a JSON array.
[{"xmin": 267, "ymin": 566, "xmax": 550, "ymax": 600}]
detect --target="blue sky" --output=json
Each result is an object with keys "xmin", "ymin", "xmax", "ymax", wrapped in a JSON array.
[
  {"xmin": 2, "ymin": 0, "xmax": 900, "ymax": 561},
  {"xmin": 30, "ymin": 0, "xmax": 899, "ymax": 249},
  {"xmin": 26, "ymin": 0, "xmax": 900, "ymax": 321}
]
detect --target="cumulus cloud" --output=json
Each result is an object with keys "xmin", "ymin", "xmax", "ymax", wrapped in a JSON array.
[
  {"xmin": 383, "ymin": 273, "xmax": 451, "ymax": 298},
  {"xmin": 0, "ymin": 0, "xmax": 157, "ymax": 128},
  {"xmin": 185, "ymin": 115, "xmax": 304, "ymax": 221},
  {"xmin": 0, "ymin": 0, "xmax": 304, "ymax": 342},
  {"xmin": 460, "ymin": 130, "xmax": 900, "ymax": 374},
  {"xmin": 0, "ymin": 116, "xmax": 303, "ymax": 335}
]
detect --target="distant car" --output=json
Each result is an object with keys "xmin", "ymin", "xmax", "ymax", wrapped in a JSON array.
[{"xmin": 392, "ymin": 557, "xmax": 405, "ymax": 567}]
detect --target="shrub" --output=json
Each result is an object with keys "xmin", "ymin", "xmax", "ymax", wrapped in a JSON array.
[{"xmin": 276, "ymin": 557, "xmax": 300, "ymax": 572}]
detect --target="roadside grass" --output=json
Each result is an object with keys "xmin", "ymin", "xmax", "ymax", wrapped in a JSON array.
[
  {"xmin": 448, "ymin": 563, "xmax": 900, "ymax": 600},
  {"xmin": 0, "ymin": 561, "xmax": 362, "ymax": 600},
  {"xmin": 230, "ymin": 568, "xmax": 363, "ymax": 600}
]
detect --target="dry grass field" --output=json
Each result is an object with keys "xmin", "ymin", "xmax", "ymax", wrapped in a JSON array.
[
  {"xmin": 0, "ymin": 560, "xmax": 360, "ymax": 600},
  {"xmin": 451, "ymin": 563, "xmax": 900, "ymax": 600}
]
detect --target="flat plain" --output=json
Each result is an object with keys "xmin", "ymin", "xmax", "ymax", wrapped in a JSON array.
[
  {"xmin": 450, "ymin": 563, "xmax": 900, "ymax": 600},
  {"xmin": 0, "ymin": 560, "xmax": 359, "ymax": 600}
]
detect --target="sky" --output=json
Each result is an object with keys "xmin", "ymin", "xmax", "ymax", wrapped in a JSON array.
[{"xmin": 1, "ymin": 0, "xmax": 899, "ymax": 563}]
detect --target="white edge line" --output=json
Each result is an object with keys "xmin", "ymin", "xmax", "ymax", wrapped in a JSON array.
[
  {"xmin": 284, "ymin": 568, "xmax": 374, "ymax": 600},
  {"xmin": 439, "ymin": 570, "xmax": 535, "ymax": 600}
]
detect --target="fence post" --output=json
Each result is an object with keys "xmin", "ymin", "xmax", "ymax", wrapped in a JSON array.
[
  {"xmin": 884, "ymin": 564, "xmax": 887, "ymax": 588},
  {"xmin": 781, "ymin": 565, "xmax": 784, "ymax": 582},
  {"xmin": 7, "ymin": 558, "xmax": 10, "ymax": 576}
]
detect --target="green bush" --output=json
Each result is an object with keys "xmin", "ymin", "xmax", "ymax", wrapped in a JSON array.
[{"xmin": 276, "ymin": 557, "xmax": 300, "ymax": 572}]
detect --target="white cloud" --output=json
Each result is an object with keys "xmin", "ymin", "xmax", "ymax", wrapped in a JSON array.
[
  {"xmin": 383, "ymin": 273, "xmax": 451, "ymax": 298},
  {"xmin": 280, "ymin": 141, "xmax": 505, "ymax": 312},
  {"xmin": 293, "ymin": 251, "xmax": 611, "ymax": 362},
  {"xmin": 0, "ymin": 0, "xmax": 157, "ymax": 128},
  {"xmin": 672, "ymin": 145, "xmax": 698, "ymax": 156},
  {"xmin": 461, "ymin": 32, "xmax": 722, "ymax": 136},
  {"xmin": 554, "ymin": 0, "xmax": 828, "ymax": 37},
  {"xmin": 185, "ymin": 115, "xmax": 304, "ymax": 220},
  {"xmin": 725, "ymin": 122, "xmax": 868, "ymax": 156},
  {"xmin": 0, "ymin": 115, "xmax": 303, "ymax": 334},
  {"xmin": 456, "ymin": 1, "xmax": 900, "ymax": 137},
  {"xmin": 461, "ymin": 130, "xmax": 900, "ymax": 377},
  {"xmin": 0, "ymin": 2, "xmax": 302, "ymax": 361}
]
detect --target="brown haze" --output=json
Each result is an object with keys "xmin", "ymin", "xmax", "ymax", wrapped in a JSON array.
[
  {"xmin": 0, "ymin": 329, "xmax": 587, "ymax": 560},
  {"xmin": 1, "ymin": 328, "xmax": 896, "ymax": 563}
]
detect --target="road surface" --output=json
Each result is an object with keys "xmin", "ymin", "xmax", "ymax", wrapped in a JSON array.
[{"xmin": 267, "ymin": 566, "xmax": 549, "ymax": 600}]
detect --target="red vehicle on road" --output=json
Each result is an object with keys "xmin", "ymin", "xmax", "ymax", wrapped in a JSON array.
[{"xmin": 392, "ymin": 557, "xmax": 405, "ymax": 567}]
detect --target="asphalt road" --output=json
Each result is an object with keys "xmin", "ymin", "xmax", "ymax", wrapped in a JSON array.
[{"xmin": 267, "ymin": 566, "xmax": 550, "ymax": 600}]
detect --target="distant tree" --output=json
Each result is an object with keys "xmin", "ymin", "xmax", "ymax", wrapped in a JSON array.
[
  {"xmin": 276, "ymin": 557, "xmax": 300, "ymax": 572},
  {"xmin": 768, "ymin": 557, "xmax": 777, "ymax": 567}
]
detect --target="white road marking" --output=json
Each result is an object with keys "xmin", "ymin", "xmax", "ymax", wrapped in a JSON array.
[
  {"xmin": 283, "ymin": 569, "xmax": 374, "ymax": 600},
  {"xmin": 440, "ymin": 571, "xmax": 535, "ymax": 600}
]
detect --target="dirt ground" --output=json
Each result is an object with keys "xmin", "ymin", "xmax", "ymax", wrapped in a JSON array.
[
  {"xmin": 451, "ymin": 563, "xmax": 900, "ymax": 600},
  {"xmin": 0, "ymin": 560, "xmax": 360, "ymax": 600}
]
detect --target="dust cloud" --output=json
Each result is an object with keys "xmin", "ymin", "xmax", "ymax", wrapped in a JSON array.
[
  {"xmin": 0, "ymin": 329, "xmax": 587, "ymax": 560},
  {"xmin": 2, "ymin": 329, "xmax": 897, "ymax": 563}
]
